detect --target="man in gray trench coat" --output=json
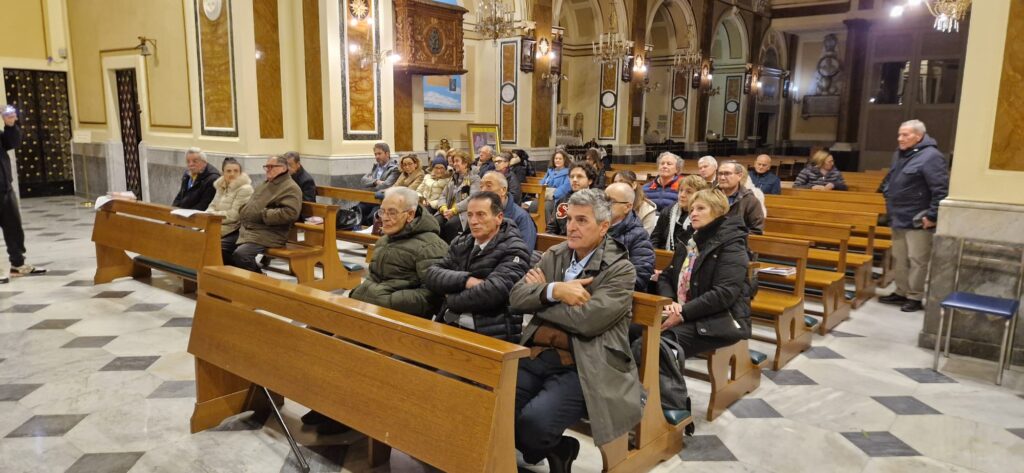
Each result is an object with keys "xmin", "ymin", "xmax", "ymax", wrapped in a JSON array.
[{"xmin": 509, "ymin": 189, "xmax": 641, "ymax": 473}]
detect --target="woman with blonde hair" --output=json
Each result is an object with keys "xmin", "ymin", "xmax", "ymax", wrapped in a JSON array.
[
  {"xmin": 612, "ymin": 170, "xmax": 658, "ymax": 234},
  {"xmin": 650, "ymin": 174, "xmax": 709, "ymax": 251},
  {"xmin": 794, "ymin": 150, "xmax": 847, "ymax": 190}
]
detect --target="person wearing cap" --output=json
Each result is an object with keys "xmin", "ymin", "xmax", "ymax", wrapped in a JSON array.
[
  {"xmin": 416, "ymin": 154, "xmax": 453, "ymax": 212},
  {"xmin": 0, "ymin": 107, "xmax": 46, "ymax": 280}
]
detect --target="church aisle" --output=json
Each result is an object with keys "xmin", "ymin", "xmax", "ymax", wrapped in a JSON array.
[{"xmin": 0, "ymin": 196, "xmax": 1022, "ymax": 473}]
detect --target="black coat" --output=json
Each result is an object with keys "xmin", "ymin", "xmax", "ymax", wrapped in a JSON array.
[
  {"xmin": 545, "ymin": 191, "xmax": 574, "ymax": 235},
  {"xmin": 0, "ymin": 124, "xmax": 23, "ymax": 193},
  {"xmin": 291, "ymin": 166, "xmax": 317, "ymax": 202},
  {"xmin": 424, "ymin": 220, "xmax": 531, "ymax": 341},
  {"xmin": 650, "ymin": 204, "xmax": 694, "ymax": 251},
  {"xmin": 172, "ymin": 162, "xmax": 221, "ymax": 210},
  {"xmin": 608, "ymin": 211, "xmax": 655, "ymax": 291},
  {"xmin": 880, "ymin": 134, "xmax": 950, "ymax": 229},
  {"xmin": 657, "ymin": 215, "xmax": 752, "ymax": 341}
]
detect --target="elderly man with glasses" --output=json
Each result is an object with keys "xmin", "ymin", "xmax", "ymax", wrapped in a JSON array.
[
  {"xmin": 223, "ymin": 155, "xmax": 302, "ymax": 272},
  {"xmin": 605, "ymin": 182, "xmax": 655, "ymax": 291},
  {"xmin": 716, "ymin": 161, "xmax": 764, "ymax": 234}
]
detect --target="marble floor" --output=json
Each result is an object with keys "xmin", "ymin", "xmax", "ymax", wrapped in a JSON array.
[{"xmin": 1, "ymin": 195, "xmax": 1023, "ymax": 473}]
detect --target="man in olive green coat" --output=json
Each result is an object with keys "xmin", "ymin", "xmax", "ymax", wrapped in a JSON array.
[
  {"xmin": 227, "ymin": 155, "xmax": 302, "ymax": 273},
  {"xmin": 349, "ymin": 187, "xmax": 449, "ymax": 318},
  {"xmin": 509, "ymin": 189, "xmax": 641, "ymax": 473}
]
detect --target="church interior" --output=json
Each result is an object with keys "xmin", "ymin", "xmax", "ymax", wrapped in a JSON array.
[{"xmin": 0, "ymin": 0, "xmax": 1023, "ymax": 472}]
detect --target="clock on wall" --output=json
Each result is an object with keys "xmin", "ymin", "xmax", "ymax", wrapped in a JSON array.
[
  {"xmin": 203, "ymin": 0, "xmax": 222, "ymax": 21},
  {"xmin": 816, "ymin": 56, "xmax": 841, "ymax": 78}
]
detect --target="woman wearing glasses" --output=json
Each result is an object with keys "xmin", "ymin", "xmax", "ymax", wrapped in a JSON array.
[{"xmin": 436, "ymin": 150, "xmax": 481, "ymax": 243}]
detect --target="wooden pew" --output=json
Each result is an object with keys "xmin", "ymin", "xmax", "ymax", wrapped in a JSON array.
[
  {"xmin": 747, "ymin": 235, "xmax": 813, "ymax": 370},
  {"xmin": 763, "ymin": 218, "xmax": 853, "ymax": 334},
  {"xmin": 265, "ymin": 201, "xmax": 361, "ymax": 291},
  {"xmin": 316, "ymin": 185, "xmax": 381, "ymax": 261},
  {"xmin": 520, "ymin": 182, "xmax": 547, "ymax": 231},
  {"xmin": 92, "ymin": 199, "xmax": 223, "ymax": 293},
  {"xmin": 188, "ymin": 266, "xmax": 529, "ymax": 472}
]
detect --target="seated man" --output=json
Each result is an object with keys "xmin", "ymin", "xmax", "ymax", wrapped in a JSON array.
[
  {"xmin": 424, "ymin": 191, "xmax": 531, "ymax": 341},
  {"xmin": 605, "ymin": 183, "xmax": 655, "ymax": 291},
  {"xmin": 750, "ymin": 154, "xmax": 781, "ymax": 195},
  {"xmin": 697, "ymin": 155, "xmax": 718, "ymax": 187},
  {"xmin": 509, "ymin": 189, "xmax": 641, "ymax": 472},
  {"xmin": 546, "ymin": 162, "xmax": 596, "ymax": 236},
  {"xmin": 480, "ymin": 171, "xmax": 536, "ymax": 251},
  {"xmin": 172, "ymin": 147, "xmax": 221, "ymax": 210},
  {"xmin": 357, "ymin": 142, "xmax": 399, "ymax": 225},
  {"xmin": 224, "ymin": 156, "xmax": 302, "ymax": 272},
  {"xmin": 716, "ymin": 161, "xmax": 765, "ymax": 234},
  {"xmin": 284, "ymin": 151, "xmax": 316, "ymax": 202}
]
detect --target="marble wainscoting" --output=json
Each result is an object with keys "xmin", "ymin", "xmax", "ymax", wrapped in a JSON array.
[
  {"xmin": 612, "ymin": 144, "xmax": 646, "ymax": 164},
  {"xmin": 923, "ymin": 199, "xmax": 1024, "ymax": 366},
  {"xmin": 71, "ymin": 143, "xmax": 109, "ymax": 200}
]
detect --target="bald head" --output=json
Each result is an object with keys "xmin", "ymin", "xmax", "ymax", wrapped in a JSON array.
[
  {"xmin": 605, "ymin": 182, "xmax": 635, "ymax": 225},
  {"xmin": 754, "ymin": 154, "xmax": 772, "ymax": 174}
]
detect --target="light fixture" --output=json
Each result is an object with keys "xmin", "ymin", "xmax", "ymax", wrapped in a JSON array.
[
  {"xmin": 476, "ymin": 0, "xmax": 515, "ymax": 42},
  {"xmin": 592, "ymin": 11, "xmax": 632, "ymax": 64},
  {"xmin": 889, "ymin": 0, "xmax": 972, "ymax": 33},
  {"xmin": 633, "ymin": 54, "xmax": 647, "ymax": 74},
  {"xmin": 136, "ymin": 36, "xmax": 157, "ymax": 57},
  {"xmin": 540, "ymin": 72, "xmax": 566, "ymax": 88},
  {"xmin": 536, "ymin": 38, "xmax": 555, "ymax": 60},
  {"xmin": 670, "ymin": 49, "xmax": 703, "ymax": 75},
  {"xmin": 636, "ymin": 78, "xmax": 660, "ymax": 93}
]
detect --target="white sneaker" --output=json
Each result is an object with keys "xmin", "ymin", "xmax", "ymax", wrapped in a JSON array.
[{"xmin": 12, "ymin": 264, "xmax": 46, "ymax": 276}]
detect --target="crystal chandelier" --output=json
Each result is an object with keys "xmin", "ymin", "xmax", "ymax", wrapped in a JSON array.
[
  {"xmin": 476, "ymin": 0, "xmax": 516, "ymax": 42},
  {"xmin": 890, "ymin": 0, "xmax": 972, "ymax": 33},
  {"xmin": 592, "ymin": 31, "xmax": 632, "ymax": 64},
  {"xmin": 670, "ymin": 49, "xmax": 702, "ymax": 74}
]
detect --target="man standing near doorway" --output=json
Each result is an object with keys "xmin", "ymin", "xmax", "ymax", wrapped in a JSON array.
[
  {"xmin": 0, "ymin": 107, "xmax": 46, "ymax": 281},
  {"xmin": 878, "ymin": 119, "xmax": 949, "ymax": 312}
]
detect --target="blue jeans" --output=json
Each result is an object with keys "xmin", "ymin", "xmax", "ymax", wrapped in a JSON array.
[{"xmin": 514, "ymin": 350, "xmax": 587, "ymax": 464}]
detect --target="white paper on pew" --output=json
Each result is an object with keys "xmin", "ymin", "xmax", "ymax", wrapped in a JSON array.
[
  {"xmin": 94, "ymin": 195, "xmax": 113, "ymax": 210},
  {"xmin": 758, "ymin": 267, "xmax": 797, "ymax": 276},
  {"xmin": 170, "ymin": 209, "xmax": 208, "ymax": 218},
  {"xmin": 355, "ymin": 226, "xmax": 374, "ymax": 234}
]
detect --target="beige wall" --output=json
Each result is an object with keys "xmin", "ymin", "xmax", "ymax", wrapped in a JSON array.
[
  {"xmin": 0, "ymin": 0, "xmax": 48, "ymax": 59},
  {"xmin": 562, "ymin": 55, "xmax": 602, "ymax": 141},
  {"xmin": 789, "ymin": 31, "xmax": 845, "ymax": 141},
  {"xmin": 948, "ymin": 0, "xmax": 1022, "ymax": 206},
  {"xmin": 424, "ymin": 41, "xmax": 500, "ymax": 152},
  {"xmin": 643, "ymin": 65, "xmax": 672, "ymax": 140}
]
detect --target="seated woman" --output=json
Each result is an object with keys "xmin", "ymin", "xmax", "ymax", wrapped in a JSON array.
[
  {"xmin": 611, "ymin": 170, "xmax": 658, "ymax": 235},
  {"xmin": 539, "ymin": 149, "xmax": 572, "ymax": 220},
  {"xmin": 794, "ymin": 150, "xmax": 848, "ymax": 191},
  {"xmin": 416, "ymin": 155, "xmax": 452, "ymax": 212},
  {"xmin": 392, "ymin": 154, "xmax": 425, "ymax": 190},
  {"xmin": 545, "ymin": 161, "xmax": 596, "ymax": 235},
  {"xmin": 583, "ymin": 147, "xmax": 610, "ymax": 189},
  {"xmin": 644, "ymin": 152, "xmax": 684, "ymax": 211},
  {"xmin": 207, "ymin": 157, "xmax": 254, "ymax": 263},
  {"xmin": 650, "ymin": 174, "xmax": 709, "ymax": 251},
  {"xmin": 656, "ymin": 189, "xmax": 752, "ymax": 391},
  {"xmin": 436, "ymin": 150, "xmax": 480, "ymax": 243},
  {"xmin": 493, "ymin": 151, "xmax": 523, "ymax": 205}
]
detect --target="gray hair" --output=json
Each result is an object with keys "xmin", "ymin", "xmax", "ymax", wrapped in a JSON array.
[
  {"xmin": 900, "ymin": 119, "xmax": 927, "ymax": 135},
  {"xmin": 479, "ymin": 145, "xmax": 493, "ymax": 155},
  {"xmin": 384, "ymin": 186, "xmax": 420, "ymax": 212},
  {"xmin": 658, "ymin": 152, "xmax": 684, "ymax": 173},
  {"xmin": 698, "ymin": 155, "xmax": 718, "ymax": 168},
  {"xmin": 283, "ymin": 151, "xmax": 301, "ymax": 163},
  {"xmin": 483, "ymin": 171, "xmax": 508, "ymax": 190},
  {"xmin": 269, "ymin": 155, "xmax": 288, "ymax": 166},
  {"xmin": 186, "ymin": 147, "xmax": 207, "ymax": 161},
  {"xmin": 567, "ymin": 188, "xmax": 612, "ymax": 224}
]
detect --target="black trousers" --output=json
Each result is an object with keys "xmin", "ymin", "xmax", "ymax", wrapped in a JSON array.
[
  {"xmin": 0, "ymin": 189, "xmax": 26, "ymax": 267},
  {"xmin": 436, "ymin": 213, "xmax": 463, "ymax": 243},
  {"xmin": 514, "ymin": 350, "xmax": 587, "ymax": 464},
  {"xmin": 664, "ymin": 322, "xmax": 737, "ymax": 360},
  {"xmin": 221, "ymin": 234, "xmax": 266, "ymax": 274}
]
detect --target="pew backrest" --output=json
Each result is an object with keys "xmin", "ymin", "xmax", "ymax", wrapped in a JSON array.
[
  {"xmin": 765, "ymin": 205, "xmax": 878, "ymax": 258},
  {"xmin": 316, "ymin": 185, "xmax": 380, "ymax": 205},
  {"xmin": 521, "ymin": 182, "xmax": 547, "ymax": 231},
  {"xmin": 765, "ymin": 218, "xmax": 851, "ymax": 273},
  {"xmin": 749, "ymin": 235, "xmax": 810, "ymax": 296}
]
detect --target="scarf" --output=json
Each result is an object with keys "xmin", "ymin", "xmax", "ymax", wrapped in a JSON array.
[{"xmin": 665, "ymin": 204, "xmax": 692, "ymax": 252}]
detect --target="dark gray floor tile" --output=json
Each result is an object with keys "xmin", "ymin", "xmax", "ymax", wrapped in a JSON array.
[
  {"xmin": 279, "ymin": 445, "xmax": 348, "ymax": 473},
  {"xmin": 1007, "ymin": 428, "xmax": 1024, "ymax": 440},
  {"xmin": 61, "ymin": 336, "xmax": 117, "ymax": 349},
  {"xmin": 56, "ymin": 238, "xmax": 77, "ymax": 242},
  {"xmin": 0, "ymin": 304, "xmax": 49, "ymax": 313},
  {"xmin": 0, "ymin": 358, "xmax": 5, "ymax": 364},
  {"xmin": 802, "ymin": 346, "xmax": 845, "ymax": 359},
  {"xmin": 99, "ymin": 356, "xmax": 160, "ymax": 372},
  {"xmin": 830, "ymin": 330, "xmax": 865, "ymax": 338},
  {"xmin": 0, "ymin": 291, "xmax": 22, "ymax": 299},
  {"xmin": 894, "ymin": 368, "xmax": 958, "ymax": 384},
  {"xmin": 38, "ymin": 232, "xmax": 61, "ymax": 237},
  {"xmin": 161, "ymin": 317, "xmax": 192, "ymax": 327},
  {"xmin": 64, "ymin": 452, "xmax": 145, "ymax": 473},
  {"xmin": 764, "ymin": 369, "xmax": 817, "ymax": 385},
  {"xmin": 28, "ymin": 319, "xmax": 80, "ymax": 330},
  {"xmin": 841, "ymin": 431, "xmax": 920, "ymax": 457},
  {"xmin": 872, "ymin": 396, "xmax": 941, "ymax": 415},
  {"xmin": 42, "ymin": 270, "xmax": 77, "ymax": 276},
  {"xmin": 678, "ymin": 435, "xmax": 737, "ymax": 461},
  {"xmin": 125, "ymin": 303, "xmax": 168, "ymax": 312},
  {"xmin": 64, "ymin": 280, "xmax": 94, "ymax": 287},
  {"xmin": 148, "ymin": 380, "xmax": 195, "ymax": 399},
  {"xmin": 728, "ymin": 398, "xmax": 783, "ymax": 419},
  {"xmin": 5, "ymin": 414, "xmax": 89, "ymax": 438},
  {"xmin": 93, "ymin": 291, "xmax": 134, "ymax": 299},
  {"xmin": 0, "ymin": 383, "xmax": 43, "ymax": 402}
]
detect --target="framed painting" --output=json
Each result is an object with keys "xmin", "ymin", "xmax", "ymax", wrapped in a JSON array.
[
  {"xmin": 467, "ymin": 123, "xmax": 500, "ymax": 155},
  {"xmin": 520, "ymin": 37, "xmax": 536, "ymax": 73}
]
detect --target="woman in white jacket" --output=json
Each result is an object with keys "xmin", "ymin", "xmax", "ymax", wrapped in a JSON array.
[
  {"xmin": 207, "ymin": 158, "xmax": 254, "ymax": 259},
  {"xmin": 416, "ymin": 154, "xmax": 452, "ymax": 212}
]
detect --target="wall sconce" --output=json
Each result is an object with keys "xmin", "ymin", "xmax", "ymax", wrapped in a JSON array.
[
  {"xmin": 636, "ymin": 77, "xmax": 660, "ymax": 93},
  {"xmin": 540, "ymin": 72, "xmax": 566, "ymax": 88},
  {"xmin": 744, "ymin": 63, "xmax": 763, "ymax": 96},
  {"xmin": 693, "ymin": 58, "xmax": 717, "ymax": 95},
  {"xmin": 136, "ymin": 36, "xmax": 157, "ymax": 57},
  {"xmin": 348, "ymin": 44, "xmax": 401, "ymax": 69},
  {"xmin": 536, "ymin": 37, "xmax": 555, "ymax": 60}
]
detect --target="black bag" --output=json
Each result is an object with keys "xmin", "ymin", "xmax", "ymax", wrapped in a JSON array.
[
  {"xmin": 335, "ymin": 208, "xmax": 362, "ymax": 231},
  {"xmin": 631, "ymin": 336, "xmax": 689, "ymax": 411}
]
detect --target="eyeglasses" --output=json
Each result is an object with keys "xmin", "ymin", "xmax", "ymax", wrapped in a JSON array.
[
  {"xmin": 263, "ymin": 164, "xmax": 285, "ymax": 170},
  {"xmin": 493, "ymin": 159, "xmax": 506, "ymax": 163},
  {"xmin": 717, "ymin": 171, "xmax": 735, "ymax": 177},
  {"xmin": 376, "ymin": 208, "xmax": 410, "ymax": 219},
  {"xmin": 611, "ymin": 201, "xmax": 631, "ymax": 205}
]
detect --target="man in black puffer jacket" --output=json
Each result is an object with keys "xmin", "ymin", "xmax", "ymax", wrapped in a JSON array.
[
  {"xmin": 605, "ymin": 183, "xmax": 655, "ymax": 291},
  {"xmin": 425, "ymin": 191, "xmax": 531, "ymax": 341}
]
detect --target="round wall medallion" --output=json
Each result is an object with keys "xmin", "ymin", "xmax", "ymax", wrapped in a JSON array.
[
  {"xmin": 601, "ymin": 91, "xmax": 617, "ymax": 108},
  {"xmin": 349, "ymin": 0, "xmax": 369, "ymax": 20},
  {"xmin": 203, "ymin": 0, "xmax": 223, "ymax": 21},
  {"xmin": 725, "ymin": 100, "xmax": 740, "ymax": 113},
  {"xmin": 500, "ymin": 83, "xmax": 517, "ymax": 103},
  {"xmin": 427, "ymin": 28, "xmax": 444, "ymax": 55},
  {"xmin": 671, "ymin": 96, "xmax": 687, "ymax": 112}
]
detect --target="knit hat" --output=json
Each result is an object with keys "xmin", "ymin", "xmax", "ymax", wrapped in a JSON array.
[{"xmin": 430, "ymin": 155, "xmax": 447, "ymax": 168}]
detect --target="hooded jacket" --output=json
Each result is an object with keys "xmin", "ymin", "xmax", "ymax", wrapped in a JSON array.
[
  {"xmin": 416, "ymin": 172, "xmax": 452, "ymax": 210},
  {"xmin": 510, "ymin": 235, "xmax": 641, "ymax": 446},
  {"xmin": 207, "ymin": 173, "xmax": 255, "ymax": 236},
  {"xmin": 237, "ymin": 173, "xmax": 302, "ymax": 248},
  {"xmin": 349, "ymin": 206, "xmax": 449, "ymax": 318},
  {"xmin": 657, "ymin": 215, "xmax": 752, "ymax": 341},
  {"xmin": 173, "ymin": 162, "xmax": 221, "ymax": 210},
  {"xmin": 644, "ymin": 175, "xmax": 682, "ymax": 211},
  {"xmin": 608, "ymin": 210, "xmax": 655, "ymax": 291},
  {"xmin": 540, "ymin": 167, "xmax": 571, "ymax": 201},
  {"xmin": 424, "ymin": 220, "xmax": 531, "ymax": 341},
  {"xmin": 881, "ymin": 134, "xmax": 950, "ymax": 229}
]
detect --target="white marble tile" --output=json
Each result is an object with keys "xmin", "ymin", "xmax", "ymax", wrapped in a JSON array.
[
  {"xmin": 715, "ymin": 418, "xmax": 868, "ymax": 473},
  {"xmin": 129, "ymin": 428, "xmax": 292, "ymax": 473},
  {"xmin": 889, "ymin": 415, "xmax": 1024, "ymax": 473},
  {"xmin": 758, "ymin": 384, "xmax": 897, "ymax": 433},
  {"xmin": 861, "ymin": 456, "xmax": 983, "ymax": 473},
  {"xmin": 0, "ymin": 437, "xmax": 83, "ymax": 473},
  {"xmin": 146, "ymin": 352, "xmax": 197, "ymax": 382},
  {"xmin": 18, "ymin": 370, "xmax": 164, "ymax": 415},
  {"xmin": 796, "ymin": 359, "xmax": 920, "ymax": 397},
  {"xmin": 65, "ymin": 312, "xmax": 167, "ymax": 337},
  {"xmin": 63, "ymin": 398, "xmax": 195, "ymax": 453},
  {"xmin": 102, "ymin": 327, "xmax": 190, "ymax": 356}
]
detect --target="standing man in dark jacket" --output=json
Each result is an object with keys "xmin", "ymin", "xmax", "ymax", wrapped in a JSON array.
[
  {"xmin": 224, "ymin": 156, "xmax": 302, "ymax": 273},
  {"xmin": 172, "ymin": 147, "xmax": 221, "ymax": 210},
  {"xmin": 0, "ymin": 107, "xmax": 46, "ymax": 279},
  {"xmin": 284, "ymin": 151, "xmax": 316, "ymax": 202},
  {"xmin": 424, "ymin": 191, "xmax": 531, "ymax": 341},
  {"xmin": 878, "ymin": 120, "xmax": 949, "ymax": 312},
  {"xmin": 605, "ymin": 183, "xmax": 655, "ymax": 291}
]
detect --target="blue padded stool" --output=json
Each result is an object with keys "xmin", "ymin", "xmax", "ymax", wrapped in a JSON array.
[{"xmin": 934, "ymin": 239, "xmax": 1023, "ymax": 385}]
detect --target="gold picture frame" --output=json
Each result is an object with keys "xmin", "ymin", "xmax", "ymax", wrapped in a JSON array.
[{"xmin": 467, "ymin": 123, "xmax": 500, "ymax": 156}]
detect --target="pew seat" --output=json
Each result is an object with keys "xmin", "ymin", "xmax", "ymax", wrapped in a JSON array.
[
  {"xmin": 686, "ymin": 341, "xmax": 766, "ymax": 421},
  {"xmin": 748, "ymin": 236, "xmax": 814, "ymax": 371},
  {"xmin": 759, "ymin": 267, "xmax": 849, "ymax": 334},
  {"xmin": 263, "ymin": 202, "xmax": 360, "ymax": 291}
]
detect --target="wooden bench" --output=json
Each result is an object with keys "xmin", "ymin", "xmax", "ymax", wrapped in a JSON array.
[
  {"xmin": 264, "ymin": 201, "xmax": 361, "ymax": 291},
  {"xmin": 763, "ymin": 218, "xmax": 853, "ymax": 334},
  {"xmin": 316, "ymin": 185, "xmax": 381, "ymax": 261},
  {"xmin": 747, "ymin": 235, "xmax": 814, "ymax": 370},
  {"xmin": 520, "ymin": 182, "xmax": 547, "ymax": 231},
  {"xmin": 188, "ymin": 266, "xmax": 529, "ymax": 472},
  {"xmin": 92, "ymin": 199, "xmax": 224, "ymax": 293}
]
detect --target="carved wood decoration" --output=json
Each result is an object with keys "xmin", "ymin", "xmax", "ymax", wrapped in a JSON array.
[{"xmin": 393, "ymin": 0, "xmax": 468, "ymax": 76}]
